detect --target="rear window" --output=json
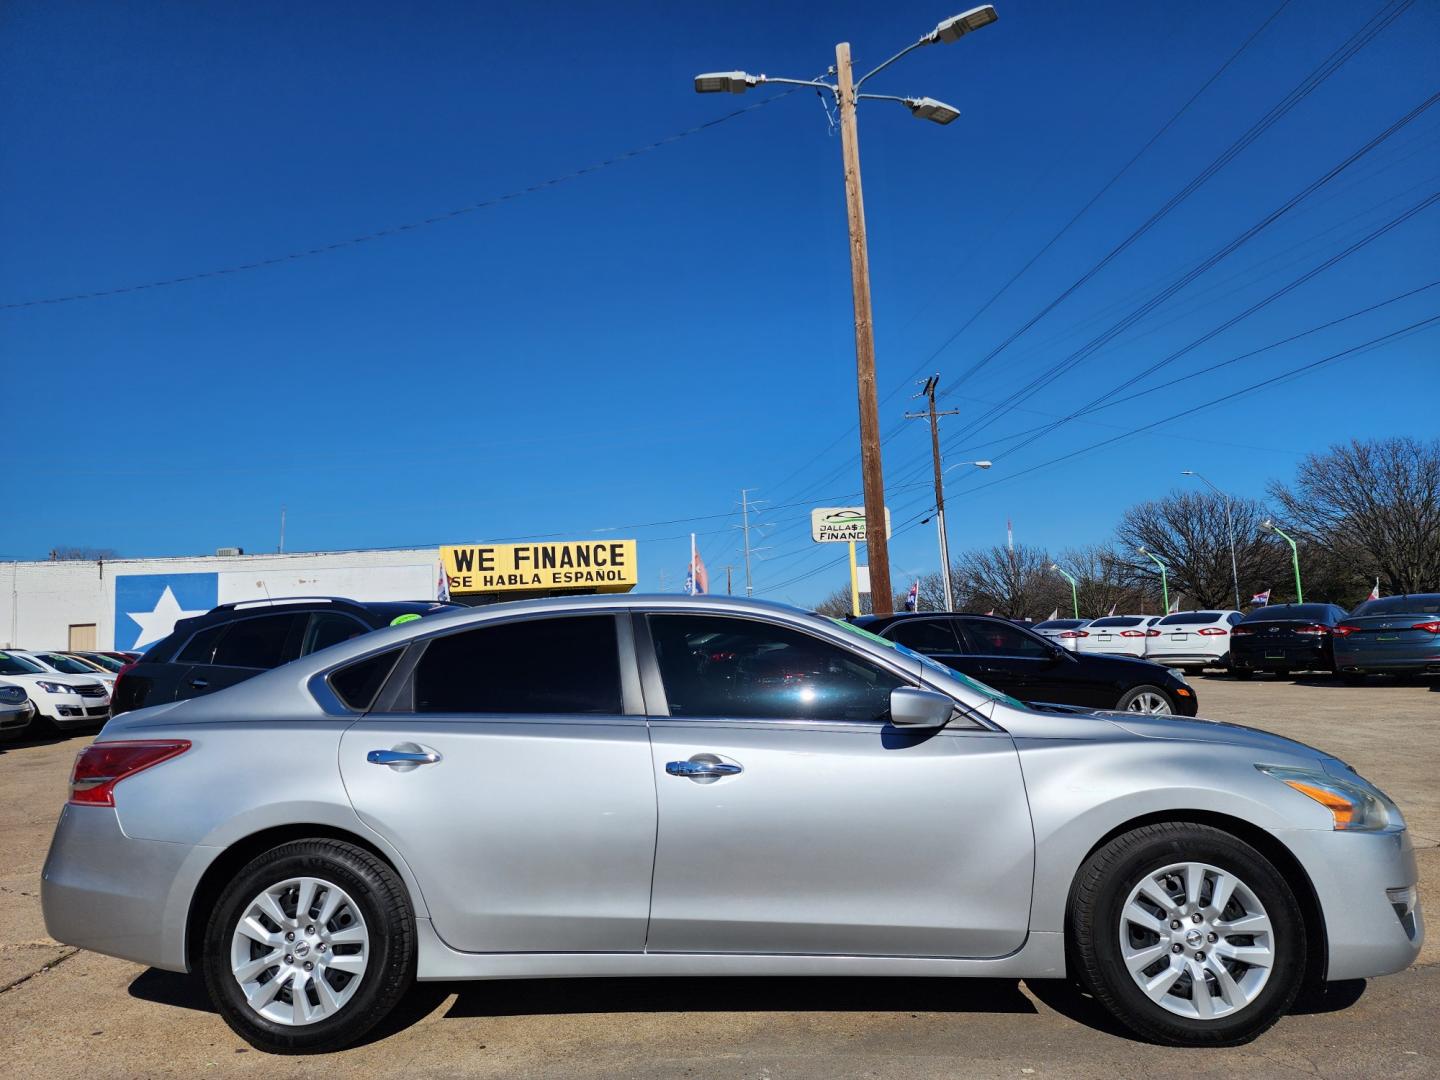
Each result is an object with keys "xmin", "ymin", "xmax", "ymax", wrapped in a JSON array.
[
  {"xmin": 1157, "ymin": 612, "xmax": 1225, "ymax": 626},
  {"xmin": 1350, "ymin": 595, "xmax": 1440, "ymax": 617},
  {"xmin": 1241, "ymin": 604, "xmax": 1340, "ymax": 623},
  {"xmin": 1035, "ymin": 620, "xmax": 1087, "ymax": 630},
  {"xmin": 1089, "ymin": 616, "xmax": 1143, "ymax": 628}
]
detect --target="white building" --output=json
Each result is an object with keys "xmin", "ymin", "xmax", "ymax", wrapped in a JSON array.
[{"xmin": 2, "ymin": 548, "xmax": 442, "ymax": 652}]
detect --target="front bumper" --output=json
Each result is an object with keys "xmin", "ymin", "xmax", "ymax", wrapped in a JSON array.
[
  {"xmin": 0, "ymin": 702, "xmax": 35, "ymax": 738},
  {"xmin": 1281, "ymin": 826, "xmax": 1423, "ymax": 981},
  {"xmin": 41, "ymin": 804, "xmax": 216, "ymax": 972}
]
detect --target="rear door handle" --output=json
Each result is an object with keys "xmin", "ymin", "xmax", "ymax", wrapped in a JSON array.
[
  {"xmin": 188, "ymin": 678, "xmax": 209, "ymax": 690},
  {"xmin": 666, "ymin": 758, "xmax": 742, "ymax": 779},
  {"xmin": 368, "ymin": 748, "xmax": 441, "ymax": 767}
]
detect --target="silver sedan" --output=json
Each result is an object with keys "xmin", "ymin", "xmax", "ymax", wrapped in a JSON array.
[{"xmin": 41, "ymin": 595, "xmax": 1422, "ymax": 1054}]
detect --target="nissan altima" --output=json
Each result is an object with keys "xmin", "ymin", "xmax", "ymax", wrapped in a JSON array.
[{"xmin": 41, "ymin": 596, "xmax": 1422, "ymax": 1054}]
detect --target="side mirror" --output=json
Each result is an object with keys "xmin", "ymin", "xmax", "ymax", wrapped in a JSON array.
[{"xmin": 889, "ymin": 686, "xmax": 955, "ymax": 729}]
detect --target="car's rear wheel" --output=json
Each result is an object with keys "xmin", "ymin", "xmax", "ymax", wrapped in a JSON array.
[
  {"xmin": 1069, "ymin": 822, "xmax": 1304, "ymax": 1046},
  {"xmin": 1116, "ymin": 685, "xmax": 1174, "ymax": 714},
  {"xmin": 203, "ymin": 839, "xmax": 415, "ymax": 1054}
]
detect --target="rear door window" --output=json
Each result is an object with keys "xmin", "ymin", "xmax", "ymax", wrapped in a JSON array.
[
  {"xmin": 209, "ymin": 613, "xmax": 305, "ymax": 670},
  {"xmin": 177, "ymin": 624, "xmax": 229, "ymax": 664},
  {"xmin": 413, "ymin": 615, "xmax": 621, "ymax": 715},
  {"xmin": 883, "ymin": 618, "xmax": 960, "ymax": 655}
]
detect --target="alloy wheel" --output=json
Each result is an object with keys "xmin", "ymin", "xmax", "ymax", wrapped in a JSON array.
[
  {"xmin": 229, "ymin": 875, "xmax": 369, "ymax": 1026},
  {"xmin": 1118, "ymin": 861, "xmax": 1275, "ymax": 1021},
  {"xmin": 1125, "ymin": 691, "xmax": 1172, "ymax": 714}
]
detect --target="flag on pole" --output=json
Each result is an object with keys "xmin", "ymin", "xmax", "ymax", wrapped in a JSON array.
[
  {"xmin": 685, "ymin": 533, "xmax": 708, "ymax": 595},
  {"xmin": 436, "ymin": 563, "xmax": 450, "ymax": 602},
  {"xmin": 1106, "ymin": 602, "xmax": 1117, "ymax": 617},
  {"xmin": 1251, "ymin": 588, "xmax": 1271, "ymax": 606},
  {"xmin": 1364, "ymin": 579, "xmax": 1380, "ymax": 602},
  {"xmin": 905, "ymin": 580, "xmax": 919, "ymax": 612},
  {"xmin": 985, "ymin": 608, "xmax": 995, "ymax": 616},
  {"xmin": 1047, "ymin": 608, "xmax": 1059, "ymax": 621}
]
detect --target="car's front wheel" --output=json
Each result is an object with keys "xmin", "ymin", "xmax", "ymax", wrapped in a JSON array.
[
  {"xmin": 1069, "ymin": 822, "xmax": 1305, "ymax": 1045},
  {"xmin": 1116, "ymin": 685, "xmax": 1174, "ymax": 714},
  {"xmin": 203, "ymin": 839, "xmax": 416, "ymax": 1054}
]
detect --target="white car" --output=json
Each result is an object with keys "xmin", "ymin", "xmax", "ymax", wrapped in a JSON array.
[
  {"xmin": 1076, "ymin": 614, "xmax": 1156, "ymax": 658},
  {"xmin": 0, "ymin": 650, "xmax": 111, "ymax": 731},
  {"xmin": 29, "ymin": 650, "xmax": 118, "ymax": 693},
  {"xmin": 0, "ymin": 679, "xmax": 36, "ymax": 740},
  {"xmin": 1030, "ymin": 618, "xmax": 1092, "ymax": 651},
  {"xmin": 1144, "ymin": 610, "xmax": 1243, "ymax": 672}
]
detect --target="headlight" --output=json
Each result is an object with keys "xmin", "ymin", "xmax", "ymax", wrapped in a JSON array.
[
  {"xmin": 0, "ymin": 686, "xmax": 25, "ymax": 704},
  {"xmin": 1166, "ymin": 668, "xmax": 1186, "ymax": 682},
  {"xmin": 1257, "ymin": 765, "xmax": 1391, "ymax": 831},
  {"xmin": 36, "ymin": 680, "xmax": 79, "ymax": 695}
]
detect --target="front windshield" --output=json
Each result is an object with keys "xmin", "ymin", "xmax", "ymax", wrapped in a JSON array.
[
  {"xmin": 826, "ymin": 617, "xmax": 1030, "ymax": 710},
  {"xmin": 0, "ymin": 652, "xmax": 44, "ymax": 676},
  {"xmin": 77, "ymin": 653, "xmax": 125, "ymax": 672},
  {"xmin": 36, "ymin": 653, "xmax": 102, "ymax": 675}
]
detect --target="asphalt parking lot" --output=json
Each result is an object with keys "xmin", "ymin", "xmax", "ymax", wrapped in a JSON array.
[{"xmin": 2, "ymin": 676, "xmax": 1436, "ymax": 1078}]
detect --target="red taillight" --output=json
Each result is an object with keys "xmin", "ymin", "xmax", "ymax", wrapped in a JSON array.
[
  {"xmin": 1295, "ymin": 624, "xmax": 1330, "ymax": 636},
  {"xmin": 1145, "ymin": 629, "xmax": 1161, "ymax": 637},
  {"xmin": 1332, "ymin": 624, "xmax": 1358, "ymax": 637},
  {"xmin": 1414, "ymin": 621, "xmax": 1440, "ymax": 634},
  {"xmin": 1197, "ymin": 627, "xmax": 1228, "ymax": 636},
  {"xmin": 1120, "ymin": 630, "xmax": 1144, "ymax": 638},
  {"xmin": 69, "ymin": 740, "xmax": 190, "ymax": 807},
  {"xmin": 1059, "ymin": 630, "xmax": 1089, "ymax": 639},
  {"xmin": 1232, "ymin": 625, "xmax": 1255, "ymax": 636}
]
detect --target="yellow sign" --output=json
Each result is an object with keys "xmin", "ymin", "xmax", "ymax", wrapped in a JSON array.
[{"xmin": 441, "ymin": 541, "xmax": 638, "ymax": 594}]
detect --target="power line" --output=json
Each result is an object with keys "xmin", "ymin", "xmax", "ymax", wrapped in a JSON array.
[{"xmin": 0, "ymin": 90, "xmax": 802, "ymax": 311}]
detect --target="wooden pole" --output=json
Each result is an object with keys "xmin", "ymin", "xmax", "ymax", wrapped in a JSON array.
[{"xmin": 835, "ymin": 41, "xmax": 893, "ymax": 615}]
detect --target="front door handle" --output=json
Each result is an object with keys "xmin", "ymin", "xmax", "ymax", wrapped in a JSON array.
[
  {"xmin": 188, "ymin": 678, "xmax": 209, "ymax": 690},
  {"xmin": 666, "ymin": 758, "xmax": 742, "ymax": 779},
  {"xmin": 367, "ymin": 748, "xmax": 441, "ymax": 767}
]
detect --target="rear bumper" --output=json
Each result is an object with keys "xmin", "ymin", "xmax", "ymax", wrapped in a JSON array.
[
  {"xmin": 1334, "ymin": 644, "xmax": 1440, "ymax": 673},
  {"xmin": 1231, "ymin": 644, "xmax": 1332, "ymax": 671},
  {"xmin": 1281, "ymin": 826, "xmax": 1424, "ymax": 981},
  {"xmin": 41, "ymin": 804, "xmax": 216, "ymax": 972}
]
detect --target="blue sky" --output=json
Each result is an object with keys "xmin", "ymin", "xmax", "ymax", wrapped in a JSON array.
[{"xmin": 3, "ymin": 0, "xmax": 1437, "ymax": 605}]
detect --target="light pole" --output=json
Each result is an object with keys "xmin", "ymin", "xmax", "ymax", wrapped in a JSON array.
[
  {"xmin": 1138, "ymin": 547, "xmax": 1170, "ymax": 614},
  {"xmin": 1182, "ymin": 470, "xmax": 1241, "ymax": 610},
  {"xmin": 1260, "ymin": 519, "xmax": 1303, "ymax": 603},
  {"xmin": 694, "ymin": 5, "xmax": 999, "ymax": 615},
  {"xmin": 1050, "ymin": 563, "xmax": 1079, "ymax": 619},
  {"xmin": 934, "ymin": 458, "xmax": 992, "ymax": 610}
]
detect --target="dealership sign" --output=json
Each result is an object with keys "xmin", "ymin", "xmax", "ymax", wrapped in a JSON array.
[
  {"xmin": 810, "ymin": 506, "xmax": 892, "ymax": 543},
  {"xmin": 441, "ymin": 541, "xmax": 638, "ymax": 594}
]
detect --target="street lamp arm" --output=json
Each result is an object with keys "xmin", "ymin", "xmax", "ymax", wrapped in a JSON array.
[
  {"xmin": 854, "ymin": 38, "xmax": 930, "ymax": 90},
  {"xmin": 758, "ymin": 75, "xmax": 838, "ymax": 94}
]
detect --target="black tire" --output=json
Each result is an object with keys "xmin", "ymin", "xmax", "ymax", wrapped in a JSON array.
[
  {"xmin": 1068, "ymin": 822, "xmax": 1305, "ymax": 1046},
  {"xmin": 1115, "ymin": 684, "xmax": 1175, "ymax": 714},
  {"xmin": 203, "ymin": 839, "xmax": 416, "ymax": 1054},
  {"xmin": 1230, "ymin": 669, "xmax": 1254, "ymax": 681}
]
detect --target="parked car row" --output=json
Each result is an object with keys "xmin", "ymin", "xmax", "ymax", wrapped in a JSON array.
[
  {"xmin": 1031, "ymin": 593, "xmax": 1440, "ymax": 681},
  {"xmin": 0, "ymin": 649, "xmax": 115, "ymax": 740}
]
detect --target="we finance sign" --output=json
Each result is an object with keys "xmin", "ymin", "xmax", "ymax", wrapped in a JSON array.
[{"xmin": 441, "ymin": 541, "xmax": 638, "ymax": 594}]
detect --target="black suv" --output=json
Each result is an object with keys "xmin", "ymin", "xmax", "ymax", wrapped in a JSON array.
[
  {"xmin": 854, "ymin": 611, "xmax": 1198, "ymax": 715},
  {"xmin": 111, "ymin": 597, "xmax": 458, "ymax": 716}
]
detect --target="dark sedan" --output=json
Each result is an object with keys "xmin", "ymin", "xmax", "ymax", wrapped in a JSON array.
[
  {"xmin": 853, "ymin": 612, "xmax": 1197, "ymax": 715},
  {"xmin": 1333, "ymin": 593, "xmax": 1440, "ymax": 681},
  {"xmin": 1229, "ymin": 602, "xmax": 1349, "ymax": 678}
]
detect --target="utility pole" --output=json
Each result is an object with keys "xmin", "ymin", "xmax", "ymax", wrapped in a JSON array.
[
  {"xmin": 906, "ymin": 374, "xmax": 960, "ymax": 611},
  {"xmin": 835, "ymin": 41, "xmax": 893, "ymax": 615},
  {"xmin": 740, "ymin": 488, "xmax": 756, "ymax": 596},
  {"xmin": 720, "ymin": 564, "xmax": 735, "ymax": 595},
  {"xmin": 278, "ymin": 506, "xmax": 286, "ymax": 554}
]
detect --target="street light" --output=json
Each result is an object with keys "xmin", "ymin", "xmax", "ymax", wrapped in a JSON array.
[
  {"xmin": 931, "ymin": 459, "xmax": 991, "ymax": 611},
  {"xmin": 1259, "ymin": 519, "xmax": 1304, "ymax": 604},
  {"xmin": 1050, "ymin": 563, "xmax": 1080, "ymax": 619},
  {"xmin": 1137, "ymin": 546, "xmax": 1170, "ymax": 614},
  {"xmin": 1182, "ymin": 470, "xmax": 1241, "ymax": 611},
  {"xmin": 694, "ymin": 6, "xmax": 1000, "ymax": 615}
]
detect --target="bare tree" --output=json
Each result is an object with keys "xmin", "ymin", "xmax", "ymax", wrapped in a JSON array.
[
  {"xmin": 49, "ymin": 546, "xmax": 119, "ymax": 561},
  {"xmin": 1269, "ymin": 437, "xmax": 1440, "ymax": 596},
  {"xmin": 950, "ymin": 544, "xmax": 1065, "ymax": 620},
  {"xmin": 1053, "ymin": 543, "xmax": 1150, "ymax": 617},
  {"xmin": 1117, "ymin": 491, "xmax": 1285, "ymax": 609}
]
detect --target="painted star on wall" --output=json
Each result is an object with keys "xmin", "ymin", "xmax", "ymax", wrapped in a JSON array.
[{"xmin": 126, "ymin": 586, "xmax": 209, "ymax": 649}]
